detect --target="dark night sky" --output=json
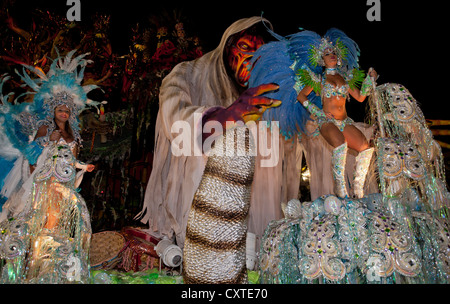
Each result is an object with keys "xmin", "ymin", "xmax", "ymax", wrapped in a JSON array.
[{"xmin": 8, "ymin": 0, "xmax": 446, "ymax": 121}]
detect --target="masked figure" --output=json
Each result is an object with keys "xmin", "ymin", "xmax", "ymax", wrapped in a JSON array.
[{"xmin": 137, "ymin": 17, "xmax": 301, "ymax": 255}]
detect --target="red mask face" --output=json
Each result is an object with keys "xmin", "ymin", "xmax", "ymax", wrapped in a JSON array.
[{"xmin": 226, "ymin": 33, "xmax": 264, "ymax": 87}]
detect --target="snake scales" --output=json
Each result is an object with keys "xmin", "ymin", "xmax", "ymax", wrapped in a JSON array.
[{"xmin": 182, "ymin": 125, "xmax": 255, "ymax": 284}]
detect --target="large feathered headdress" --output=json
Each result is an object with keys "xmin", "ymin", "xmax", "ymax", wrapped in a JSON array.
[
  {"xmin": 15, "ymin": 49, "xmax": 102, "ymax": 143},
  {"xmin": 0, "ymin": 49, "xmax": 103, "ymax": 166},
  {"xmin": 304, "ymin": 28, "xmax": 360, "ymax": 71}
]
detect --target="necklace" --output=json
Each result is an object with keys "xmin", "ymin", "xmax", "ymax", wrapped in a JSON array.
[{"xmin": 325, "ymin": 68, "xmax": 338, "ymax": 75}]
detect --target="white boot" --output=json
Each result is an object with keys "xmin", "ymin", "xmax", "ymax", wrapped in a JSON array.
[
  {"xmin": 353, "ymin": 147, "xmax": 374, "ymax": 199},
  {"xmin": 331, "ymin": 143, "xmax": 349, "ymax": 198}
]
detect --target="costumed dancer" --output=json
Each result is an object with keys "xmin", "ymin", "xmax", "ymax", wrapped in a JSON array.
[
  {"xmin": 249, "ymin": 27, "xmax": 450, "ymax": 284},
  {"xmin": 250, "ymin": 28, "xmax": 377, "ymax": 199},
  {"xmin": 0, "ymin": 50, "xmax": 100, "ymax": 283}
]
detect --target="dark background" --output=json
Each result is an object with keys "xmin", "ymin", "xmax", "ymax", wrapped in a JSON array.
[{"xmin": 10, "ymin": 0, "xmax": 444, "ymax": 120}]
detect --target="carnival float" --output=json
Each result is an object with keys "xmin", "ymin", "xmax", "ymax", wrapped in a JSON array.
[{"xmin": 0, "ymin": 0, "xmax": 448, "ymax": 285}]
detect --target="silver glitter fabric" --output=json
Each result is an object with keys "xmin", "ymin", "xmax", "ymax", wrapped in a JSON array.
[
  {"xmin": 353, "ymin": 148, "xmax": 374, "ymax": 199},
  {"xmin": 369, "ymin": 83, "xmax": 449, "ymax": 210},
  {"xmin": 411, "ymin": 211, "xmax": 450, "ymax": 283},
  {"xmin": 182, "ymin": 126, "xmax": 255, "ymax": 284},
  {"xmin": 259, "ymin": 194, "xmax": 428, "ymax": 284},
  {"xmin": 0, "ymin": 142, "xmax": 91, "ymax": 283},
  {"xmin": 331, "ymin": 142, "xmax": 348, "ymax": 198},
  {"xmin": 299, "ymin": 213, "xmax": 346, "ymax": 281},
  {"xmin": 259, "ymin": 217, "xmax": 302, "ymax": 284},
  {"xmin": 362, "ymin": 209, "xmax": 422, "ymax": 280}
]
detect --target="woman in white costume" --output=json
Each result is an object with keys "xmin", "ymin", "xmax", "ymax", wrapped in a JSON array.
[{"xmin": 0, "ymin": 51, "xmax": 98, "ymax": 283}]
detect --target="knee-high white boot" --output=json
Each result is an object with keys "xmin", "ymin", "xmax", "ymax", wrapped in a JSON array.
[
  {"xmin": 331, "ymin": 143, "xmax": 349, "ymax": 198},
  {"xmin": 352, "ymin": 147, "xmax": 374, "ymax": 199}
]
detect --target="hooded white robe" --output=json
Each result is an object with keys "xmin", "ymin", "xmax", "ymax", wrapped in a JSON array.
[{"xmin": 137, "ymin": 17, "xmax": 302, "ymax": 249}]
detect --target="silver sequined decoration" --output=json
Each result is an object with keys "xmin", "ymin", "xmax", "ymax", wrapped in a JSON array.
[
  {"xmin": 0, "ymin": 142, "xmax": 91, "ymax": 283},
  {"xmin": 183, "ymin": 126, "xmax": 255, "ymax": 284}
]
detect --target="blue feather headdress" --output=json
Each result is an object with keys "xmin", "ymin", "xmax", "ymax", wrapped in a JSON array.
[
  {"xmin": 14, "ymin": 49, "xmax": 103, "ymax": 144},
  {"xmin": 248, "ymin": 28, "xmax": 364, "ymax": 139}
]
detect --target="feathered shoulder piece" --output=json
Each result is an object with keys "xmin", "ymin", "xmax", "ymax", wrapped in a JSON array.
[
  {"xmin": 249, "ymin": 37, "xmax": 320, "ymax": 139},
  {"xmin": 248, "ymin": 29, "xmax": 321, "ymax": 139}
]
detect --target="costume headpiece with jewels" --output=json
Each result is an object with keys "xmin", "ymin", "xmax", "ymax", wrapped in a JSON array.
[
  {"xmin": 298, "ymin": 28, "xmax": 360, "ymax": 72},
  {"xmin": 311, "ymin": 37, "xmax": 343, "ymax": 67}
]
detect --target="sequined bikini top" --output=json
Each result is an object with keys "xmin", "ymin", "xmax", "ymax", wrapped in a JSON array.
[{"xmin": 322, "ymin": 81, "xmax": 350, "ymax": 99}]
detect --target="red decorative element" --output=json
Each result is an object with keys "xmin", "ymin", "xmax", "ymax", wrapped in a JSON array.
[{"xmin": 119, "ymin": 227, "xmax": 161, "ymax": 272}]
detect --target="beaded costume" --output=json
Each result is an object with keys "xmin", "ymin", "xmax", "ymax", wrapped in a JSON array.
[{"xmin": 0, "ymin": 50, "xmax": 100, "ymax": 283}]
